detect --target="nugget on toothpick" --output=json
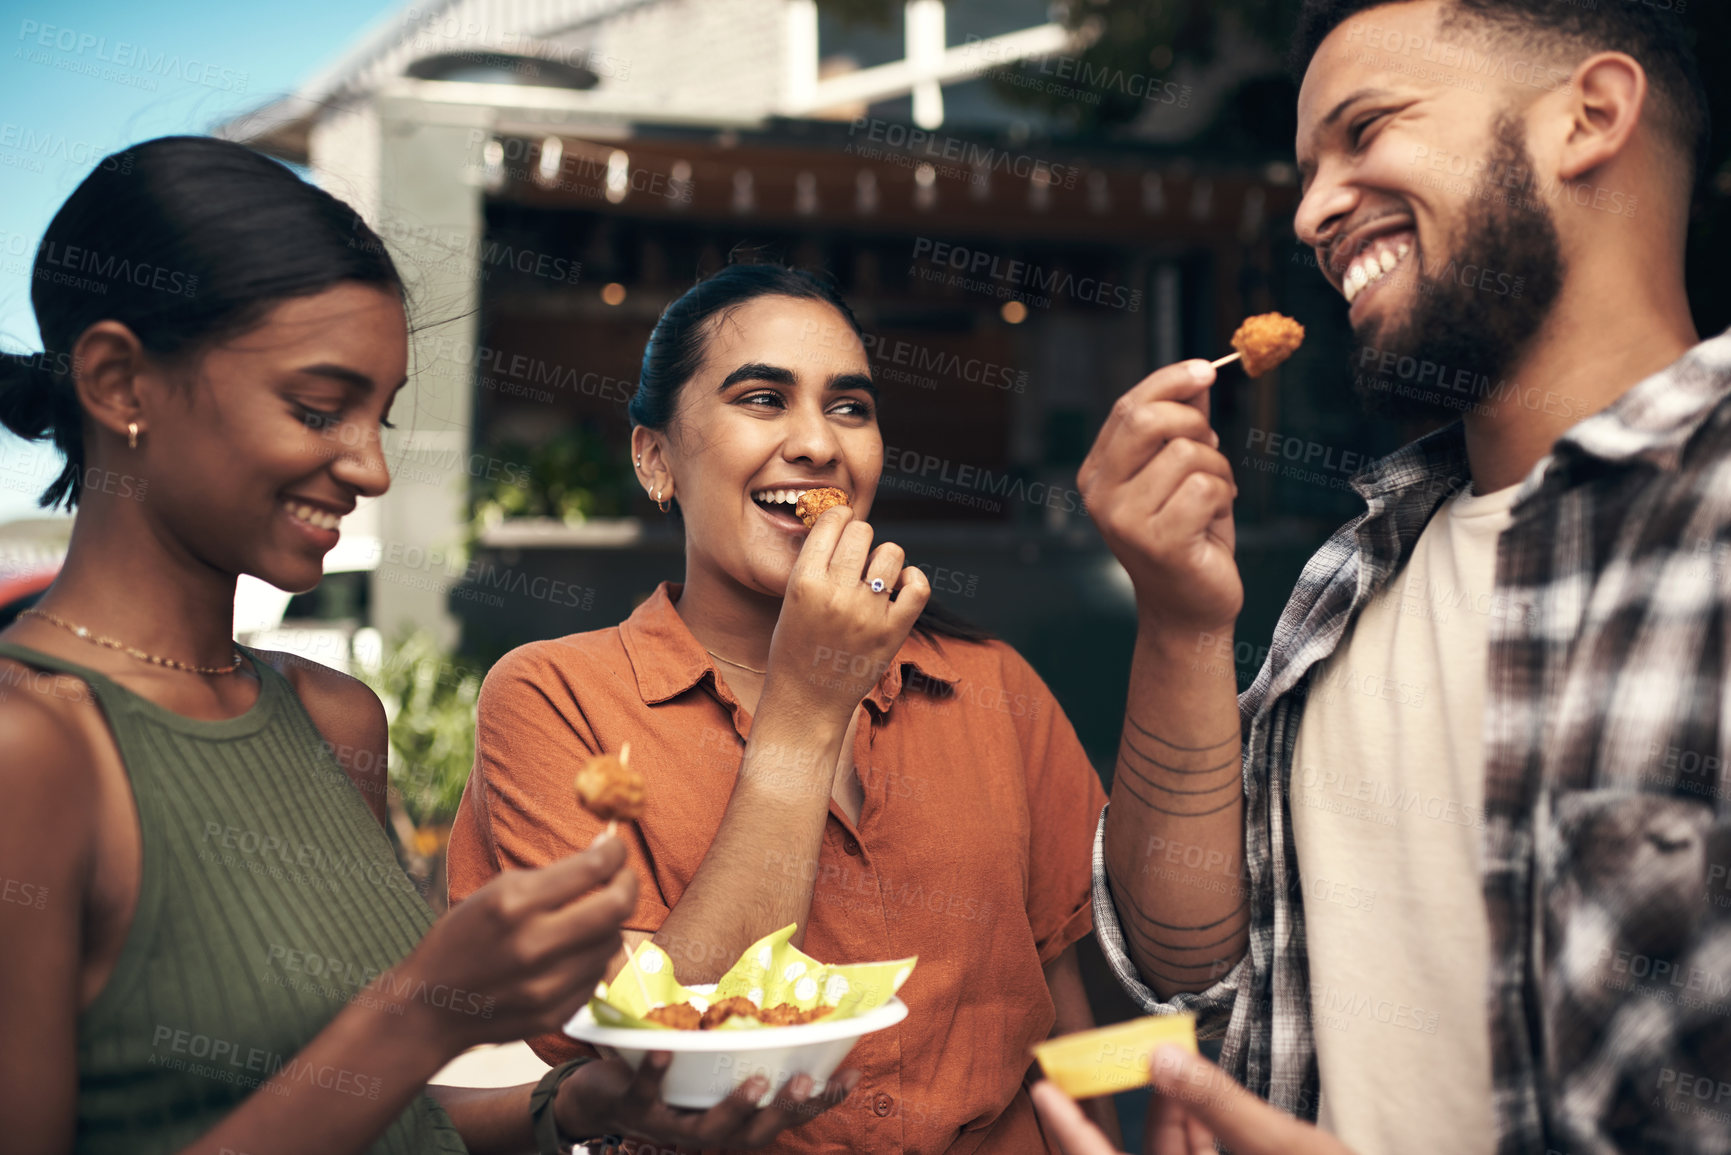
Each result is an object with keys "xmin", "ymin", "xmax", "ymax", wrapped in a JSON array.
[
  {"xmin": 794, "ymin": 487, "xmax": 850, "ymax": 528},
  {"xmin": 1219, "ymin": 313, "xmax": 1306, "ymax": 377},
  {"xmin": 574, "ymin": 742, "xmax": 645, "ymax": 835}
]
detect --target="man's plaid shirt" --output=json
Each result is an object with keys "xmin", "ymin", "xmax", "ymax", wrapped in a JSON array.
[{"xmin": 1093, "ymin": 331, "xmax": 1731, "ymax": 1154}]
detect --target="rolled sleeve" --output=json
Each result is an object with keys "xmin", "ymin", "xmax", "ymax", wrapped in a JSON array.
[{"xmin": 1090, "ymin": 805, "xmax": 1243, "ymax": 1040}]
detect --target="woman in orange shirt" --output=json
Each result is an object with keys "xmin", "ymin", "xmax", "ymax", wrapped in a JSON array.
[{"xmin": 449, "ymin": 263, "xmax": 1116, "ymax": 1153}]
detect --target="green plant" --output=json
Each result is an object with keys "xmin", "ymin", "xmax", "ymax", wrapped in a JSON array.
[
  {"xmin": 471, "ymin": 425, "xmax": 634, "ymax": 533},
  {"xmin": 359, "ymin": 629, "xmax": 483, "ymax": 828}
]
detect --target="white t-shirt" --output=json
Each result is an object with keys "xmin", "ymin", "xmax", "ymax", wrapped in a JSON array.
[{"xmin": 1289, "ymin": 481, "xmax": 1519, "ymax": 1155}]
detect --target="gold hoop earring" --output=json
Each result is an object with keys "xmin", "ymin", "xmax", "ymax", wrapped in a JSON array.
[
  {"xmin": 127, "ymin": 422, "xmax": 138, "ymax": 450},
  {"xmin": 656, "ymin": 487, "xmax": 672, "ymax": 514}
]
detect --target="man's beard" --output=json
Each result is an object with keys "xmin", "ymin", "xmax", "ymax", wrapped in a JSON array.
[{"xmin": 1350, "ymin": 115, "xmax": 1565, "ymax": 424}]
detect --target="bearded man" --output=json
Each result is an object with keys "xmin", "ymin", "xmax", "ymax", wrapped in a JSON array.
[{"xmin": 1041, "ymin": 2, "xmax": 1729, "ymax": 1152}]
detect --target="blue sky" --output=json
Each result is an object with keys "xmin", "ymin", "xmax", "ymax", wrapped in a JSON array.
[{"xmin": 0, "ymin": 0, "xmax": 402, "ymax": 522}]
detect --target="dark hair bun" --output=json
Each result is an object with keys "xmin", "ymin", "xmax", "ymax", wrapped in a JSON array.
[
  {"xmin": 0, "ymin": 350, "xmax": 63, "ymax": 440},
  {"xmin": 0, "ymin": 349, "xmax": 84, "ymax": 509}
]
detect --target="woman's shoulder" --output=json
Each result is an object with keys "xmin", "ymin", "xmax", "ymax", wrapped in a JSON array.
[
  {"xmin": 489, "ymin": 624, "xmax": 631, "ymax": 675},
  {"xmin": 251, "ymin": 651, "xmax": 389, "ymax": 822},
  {"xmin": 477, "ymin": 625, "xmax": 636, "ymax": 707},
  {"xmin": 906, "ymin": 632, "xmax": 1066, "ymax": 724},
  {"xmin": 258, "ymin": 647, "xmax": 374, "ymax": 705},
  {"xmin": 470, "ymin": 627, "xmax": 642, "ymax": 764},
  {"xmin": 912, "ymin": 630, "xmax": 1046, "ymax": 688},
  {"xmin": 0, "ymin": 656, "xmax": 103, "ymax": 858},
  {"xmin": 255, "ymin": 650, "xmax": 384, "ymax": 738},
  {"xmin": 0, "ymin": 651, "xmax": 109, "ymax": 768}
]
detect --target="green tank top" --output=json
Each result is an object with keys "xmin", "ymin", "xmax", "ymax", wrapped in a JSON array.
[{"xmin": 0, "ymin": 642, "xmax": 468, "ymax": 1155}]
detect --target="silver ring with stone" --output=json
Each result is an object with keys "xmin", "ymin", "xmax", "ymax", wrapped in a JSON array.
[{"xmin": 869, "ymin": 577, "xmax": 888, "ymax": 594}]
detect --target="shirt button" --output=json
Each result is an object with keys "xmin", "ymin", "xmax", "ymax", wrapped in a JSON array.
[
  {"xmin": 873, "ymin": 1092, "xmax": 894, "ymax": 1117},
  {"xmin": 842, "ymin": 835, "xmax": 862, "ymax": 856}
]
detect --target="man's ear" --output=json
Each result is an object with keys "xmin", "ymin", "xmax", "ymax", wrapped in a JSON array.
[
  {"xmin": 69, "ymin": 321, "xmax": 150, "ymax": 443},
  {"xmin": 1556, "ymin": 51, "xmax": 1648, "ymax": 183}
]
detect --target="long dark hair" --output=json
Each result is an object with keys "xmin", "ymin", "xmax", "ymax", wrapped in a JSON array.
[
  {"xmin": 0, "ymin": 135, "xmax": 404, "ymax": 510},
  {"xmin": 632, "ymin": 260, "xmax": 991, "ymax": 644}
]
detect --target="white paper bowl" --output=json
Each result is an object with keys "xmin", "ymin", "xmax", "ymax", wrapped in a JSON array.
[{"xmin": 563, "ymin": 996, "xmax": 907, "ymax": 1109}]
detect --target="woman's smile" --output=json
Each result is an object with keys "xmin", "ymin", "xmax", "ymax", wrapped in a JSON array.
[
  {"xmin": 280, "ymin": 495, "xmax": 348, "ymax": 550},
  {"xmin": 749, "ymin": 483, "xmax": 845, "ymax": 533}
]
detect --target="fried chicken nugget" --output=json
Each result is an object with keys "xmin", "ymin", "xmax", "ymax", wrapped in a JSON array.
[
  {"xmin": 644, "ymin": 1002, "xmax": 702, "ymax": 1030},
  {"xmin": 1230, "ymin": 313, "xmax": 1306, "ymax": 377},
  {"xmin": 699, "ymin": 996, "xmax": 762, "ymax": 1030},
  {"xmin": 756, "ymin": 1003, "xmax": 836, "ymax": 1027},
  {"xmin": 573, "ymin": 744, "xmax": 645, "ymax": 823},
  {"xmin": 794, "ymin": 487, "xmax": 850, "ymax": 528}
]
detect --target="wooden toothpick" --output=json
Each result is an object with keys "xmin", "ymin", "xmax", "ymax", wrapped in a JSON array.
[{"xmin": 1209, "ymin": 351, "xmax": 1242, "ymax": 369}]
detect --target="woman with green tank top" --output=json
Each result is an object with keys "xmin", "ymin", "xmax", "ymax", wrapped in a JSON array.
[{"xmin": 0, "ymin": 136, "xmax": 855, "ymax": 1155}]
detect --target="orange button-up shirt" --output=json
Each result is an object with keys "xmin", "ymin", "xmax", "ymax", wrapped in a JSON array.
[{"xmin": 448, "ymin": 583, "xmax": 1106, "ymax": 1153}]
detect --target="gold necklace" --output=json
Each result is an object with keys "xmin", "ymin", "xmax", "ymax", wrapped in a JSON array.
[
  {"xmin": 706, "ymin": 648, "xmax": 767, "ymax": 676},
  {"xmin": 21, "ymin": 608, "xmax": 245, "ymax": 675}
]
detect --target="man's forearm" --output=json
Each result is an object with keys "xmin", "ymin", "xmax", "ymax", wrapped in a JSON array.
[
  {"xmin": 1103, "ymin": 625, "xmax": 1248, "ymax": 999},
  {"xmin": 652, "ymin": 703, "xmax": 847, "ymax": 982}
]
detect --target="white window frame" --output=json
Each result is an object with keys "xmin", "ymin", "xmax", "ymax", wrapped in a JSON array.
[{"xmin": 783, "ymin": 0, "xmax": 1075, "ymax": 129}]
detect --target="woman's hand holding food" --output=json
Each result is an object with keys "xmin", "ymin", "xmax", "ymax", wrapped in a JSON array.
[
  {"xmin": 648, "ymin": 501, "xmax": 924, "ymax": 978},
  {"xmin": 557, "ymin": 1052, "xmax": 860, "ymax": 1149},
  {"xmin": 763, "ymin": 503, "xmax": 931, "ymax": 722},
  {"xmin": 1077, "ymin": 361, "xmax": 1242, "ymax": 637},
  {"xmin": 392, "ymin": 837, "xmax": 636, "ymax": 1059}
]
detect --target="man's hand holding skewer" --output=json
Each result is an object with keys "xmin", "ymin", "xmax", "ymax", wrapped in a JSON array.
[{"xmin": 1078, "ymin": 359, "xmax": 1241, "ymax": 634}]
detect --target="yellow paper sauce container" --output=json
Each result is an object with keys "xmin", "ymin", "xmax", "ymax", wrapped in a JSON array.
[{"xmin": 1032, "ymin": 1013, "xmax": 1199, "ymax": 1097}]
